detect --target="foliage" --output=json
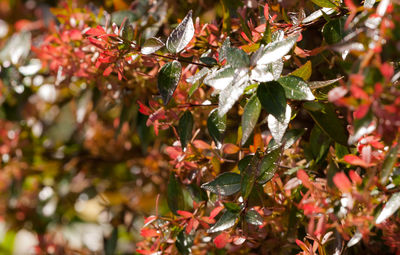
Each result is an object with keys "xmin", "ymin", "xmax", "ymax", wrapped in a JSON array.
[{"xmin": 0, "ymin": 0, "xmax": 400, "ymax": 254}]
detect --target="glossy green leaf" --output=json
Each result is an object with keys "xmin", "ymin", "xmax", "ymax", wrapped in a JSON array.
[
  {"xmin": 201, "ymin": 172, "xmax": 241, "ymax": 196},
  {"xmin": 257, "ymin": 81, "xmax": 287, "ymax": 122},
  {"xmin": 258, "ymin": 149, "xmax": 280, "ymax": 184},
  {"xmin": 166, "ymin": 10, "xmax": 194, "ymax": 53},
  {"xmin": 278, "ymin": 76, "xmax": 315, "ymax": 101},
  {"xmin": 302, "ymin": 7, "xmax": 336, "ymax": 24},
  {"xmin": 241, "ymin": 95, "xmax": 261, "ymax": 145},
  {"xmin": 251, "ymin": 34, "xmax": 299, "ymax": 66},
  {"xmin": 290, "ymin": 61, "xmax": 312, "ymax": 81},
  {"xmin": 267, "ymin": 128, "xmax": 305, "ymax": 152},
  {"xmin": 380, "ymin": 144, "xmax": 399, "ymax": 185},
  {"xmin": 203, "ymin": 66, "xmax": 234, "ymax": 91},
  {"xmin": 241, "ymin": 150, "xmax": 263, "ymax": 199},
  {"xmin": 200, "ymin": 57, "xmax": 218, "ymax": 66},
  {"xmin": 322, "ymin": 17, "xmax": 347, "ymax": 45},
  {"xmin": 141, "ymin": 37, "xmax": 165, "ymax": 55},
  {"xmin": 167, "ymin": 173, "xmax": 185, "ymax": 215},
  {"xmin": 219, "ymin": 37, "xmax": 231, "ymax": 62},
  {"xmin": 245, "ymin": 209, "xmax": 264, "ymax": 226},
  {"xmin": 376, "ymin": 192, "xmax": 400, "ymax": 224},
  {"xmin": 238, "ymin": 155, "xmax": 253, "ymax": 173},
  {"xmin": 309, "ymin": 77, "xmax": 343, "ymax": 89},
  {"xmin": 157, "ymin": 60, "xmax": 182, "ymax": 105},
  {"xmin": 178, "ymin": 110, "xmax": 194, "ymax": 149},
  {"xmin": 311, "ymin": 0, "xmax": 337, "ymax": 8},
  {"xmin": 208, "ymin": 210, "xmax": 238, "ymax": 233},
  {"xmin": 268, "ymin": 104, "xmax": 292, "ymax": 145},
  {"xmin": 176, "ymin": 230, "xmax": 193, "ymax": 255},
  {"xmin": 223, "ymin": 202, "xmax": 241, "ymax": 213},
  {"xmin": 226, "ymin": 47, "xmax": 250, "ymax": 68},
  {"xmin": 304, "ymin": 102, "xmax": 348, "ymax": 145},
  {"xmin": 207, "ymin": 109, "xmax": 227, "ymax": 147}
]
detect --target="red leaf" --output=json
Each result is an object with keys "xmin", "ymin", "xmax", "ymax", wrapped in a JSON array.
[
  {"xmin": 343, "ymin": 154, "xmax": 370, "ymax": 168},
  {"xmin": 103, "ymin": 65, "xmax": 113, "ymax": 76},
  {"xmin": 380, "ymin": 62, "xmax": 394, "ymax": 80},
  {"xmin": 137, "ymin": 101, "xmax": 152, "ymax": 115},
  {"xmin": 333, "ymin": 172, "xmax": 352, "ymax": 193},
  {"xmin": 209, "ymin": 206, "xmax": 224, "ymax": 219},
  {"xmin": 214, "ymin": 232, "xmax": 230, "ymax": 249},
  {"xmin": 140, "ymin": 228, "xmax": 159, "ymax": 238},
  {"xmin": 222, "ymin": 144, "xmax": 240, "ymax": 154},
  {"xmin": 177, "ymin": 210, "xmax": 193, "ymax": 218},
  {"xmin": 349, "ymin": 170, "xmax": 362, "ymax": 185},
  {"xmin": 264, "ymin": 4, "xmax": 269, "ymax": 22},
  {"xmin": 85, "ymin": 25, "xmax": 106, "ymax": 36},
  {"xmin": 192, "ymin": 140, "xmax": 211, "ymax": 150},
  {"xmin": 354, "ymin": 104, "xmax": 370, "ymax": 119},
  {"xmin": 297, "ymin": 170, "xmax": 313, "ymax": 189},
  {"xmin": 143, "ymin": 215, "xmax": 157, "ymax": 226},
  {"xmin": 296, "ymin": 239, "xmax": 309, "ymax": 252}
]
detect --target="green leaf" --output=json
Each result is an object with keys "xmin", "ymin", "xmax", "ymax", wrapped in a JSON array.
[
  {"xmin": 203, "ymin": 66, "xmax": 235, "ymax": 91},
  {"xmin": 311, "ymin": 0, "xmax": 337, "ymax": 8},
  {"xmin": 251, "ymin": 34, "xmax": 299, "ymax": 66},
  {"xmin": 141, "ymin": 37, "xmax": 165, "ymax": 55},
  {"xmin": 218, "ymin": 68, "xmax": 250, "ymax": 117},
  {"xmin": 258, "ymin": 149, "xmax": 280, "ymax": 184},
  {"xmin": 245, "ymin": 209, "xmax": 264, "ymax": 226},
  {"xmin": 309, "ymin": 77, "xmax": 343, "ymax": 89},
  {"xmin": 157, "ymin": 60, "xmax": 182, "ymax": 105},
  {"xmin": 302, "ymin": 7, "xmax": 336, "ymax": 24},
  {"xmin": 111, "ymin": 10, "xmax": 138, "ymax": 25},
  {"xmin": 176, "ymin": 230, "xmax": 193, "ymax": 255},
  {"xmin": 166, "ymin": 10, "xmax": 195, "ymax": 53},
  {"xmin": 380, "ymin": 144, "xmax": 399, "ymax": 185},
  {"xmin": 278, "ymin": 76, "xmax": 315, "ymax": 101},
  {"xmin": 267, "ymin": 128, "xmax": 306, "ymax": 152},
  {"xmin": 121, "ymin": 22, "xmax": 134, "ymax": 41},
  {"xmin": 226, "ymin": 47, "xmax": 250, "ymax": 68},
  {"xmin": 238, "ymin": 155, "xmax": 253, "ymax": 173},
  {"xmin": 208, "ymin": 210, "xmax": 238, "ymax": 233},
  {"xmin": 322, "ymin": 17, "xmax": 347, "ymax": 45},
  {"xmin": 187, "ymin": 183, "xmax": 208, "ymax": 202},
  {"xmin": 199, "ymin": 57, "xmax": 218, "ymax": 66},
  {"xmin": 104, "ymin": 227, "xmax": 118, "ymax": 255},
  {"xmin": 223, "ymin": 202, "xmax": 241, "ymax": 213},
  {"xmin": 376, "ymin": 192, "xmax": 400, "ymax": 224},
  {"xmin": 207, "ymin": 109, "xmax": 226, "ymax": 147},
  {"xmin": 219, "ymin": 37, "xmax": 231, "ymax": 62},
  {"xmin": 268, "ymin": 105, "xmax": 292, "ymax": 145},
  {"xmin": 241, "ymin": 95, "xmax": 262, "ymax": 145},
  {"xmin": 201, "ymin": 172, "xmax": 241, "ymax": 196},
  {"xmin": 364, "ymin": 0, "xmax": 375, "ymax": 8},
  {"xmin": 290, "ymin": 61, "xmax": 312, "ymax": 81},
  {"xmin": 241, "ymin": 150, "xmax": 263, "ymax": 199},
  {"xmin": 304, "ymin": 102, "xmax": 348, "ymax": 145},
  {"xmin": 310, "ymin": 125, "xmax": 331, "ymax": 163},
  {"xmin": 257, "ymin": 81, "xmax": 287, "ymax": 122},
  {"xmin": 178, "ymin": 111, "xmax": 194, "ymax": 150},
  {"xmin": 167, "ymin": 173, "xmax": 185, "ymax": 215}
]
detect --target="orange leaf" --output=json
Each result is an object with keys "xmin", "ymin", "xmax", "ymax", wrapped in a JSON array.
[{"xmin": 222, "ymin": 144, "xmax": 240, "ymax": 154}]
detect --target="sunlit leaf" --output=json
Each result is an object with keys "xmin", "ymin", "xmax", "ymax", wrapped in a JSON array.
[
  {"xmin": 302, "ymin": 7, "xmax": 335, "ymax": 24},
  {"xmin": 225, "ymin": 47, "xmax": 250, "ymax": 68},
  {"xmin": 141, "ymin": 37, "xmax": 165, "ymax": 55},
  {"xmin": 376, "ymin": 192, "xmax": 400, "ymax": 224},
  {"xmin": 218, "ymin": 68, "xmax": 250, "ymax": 117},
  {"xmin": 201, "ymin": 172, "xmax": 241, "ymax": 196},
  {"xmin": 207, "ymin": 109, "xmax": 227, "ymax": 147},
  {"xmin": 157, "ymin": 60, "xmax": 182, "ymax": 105},
  {"xmin": 208, "ymin": 210, "xmax": 238, "ymax": 233},
  {"xmin": 278, "ymin": 76, "xmax": 315, "ymax": 101},
  {"xmin": 268, "ymin": 104, "xmax": 292, "ymax": 145},
  {"xmin": 311, "ymin": 0, "xmax": 337, "ymax": 8},
  {"xmin": 290, "ymin": 61, "xmax": 312, "ymax": 81},
  {"xmin": 380, "ymin": 144, "xmax": 399, "ymax": 185},
  {"xmin": 241, "ymin": 95, "xmax": 261, "ymax": 145},
  {"xmin": 166, "ymin": 10, "xmax": 194, "ymax": 53},
  {"xmin": 309, "ymin": 77, "xmax": 343, "ymax": 89},
  {"xmin": 251, "ymin": 34, "xmax": 299, "ymax": 66},
  {"xmin": 245, "ymin": 209, "xmax": 263, "ymax": 226},
  {"xmin": 364, "ymin": 0, "xmax": 376, "ymax": 8},
  {"xmin": 203, "ymin": 66, "xmax": 235, "ymax": 91},
  {"xmin": 258, "ymin": 149, "xmax": 280, "ymax": 184}
]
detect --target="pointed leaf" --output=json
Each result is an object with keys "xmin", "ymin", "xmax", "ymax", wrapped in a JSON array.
[
  {"xmin": 245, "ymin": 209, "xmax": 264, "ymax": 226},
  {"xmin": 278, "ymin": 76, "xmax": 315, "ymax": 101},
  {"xmin": 218, "ymin": 68, "xmax": 250, "ymax": 117},
  {"xmin": 178, "ymin": 111, "xmax": 194, "ymax": 149},
  {"xmin": 322, "ymin": 17, "xmax": 347, "ymax": 45},
  {"xmin": 201, "ymin": 172, "xmax": 241, "ymax": 196},
  {"xmin": 268, "ymin": 105, "xmax": 292, "ymax": 145},
  {"xmin": 167, "ymin": 173, "xmax": 185, "ymax": 215},
  {"xmin": 241, "ymin": 150, "xmax": 263, "ymax": 199},
  {"xmin": 251, "ymin": 34, "xmax": 299, "ymax": 66},
  {"xmin": 186, "ymin": 67, "xmax": 210, "ymax": 84},
  {"xmin": 309, "ymin": 77, "xmax": 343, "ymax": 89},
  {"xmin": 376, "ymin": 192, "xmax": 400, "ymax": 224},
  {"xmin": 241, "ymin": 95, "xmax": 262, "ymax": 145},
  {"xmin": 226, "ymin": 47, "xmax": 250, "ymax": 68},
  {"xmin": 207, "ymin": 109, "xmax": 227, "ymax": 147},
  {"xmin": 166, "ymin": 10, "xmax": 195, "ymax": 53},
  {"xmin": 208, "ymin": 210, "xmax": 238, "ymax": 233},
  {"xmin": 290, "ymin": 61, "xmax": 312, "ymax": 81},
  {"xmin": 311, "ymin": 0, "xmax": 337, "ymax": 8},
  {"xmin": 380, "ymin": 144, "xmax": 399, "ymax": 185},
  {"xmin": 302, "ymin": 7, "xmax": 335, "ymax": 24},
  {"xmin": 258, "ymin": 149, "xmax": 280, "ymax": 184},
  {"xmin": 157, "ymin": 61, "xmax": 182, "ymax": 105},
  {"xmin": 257, "ymin": 81, "xmax": 287, "ymax": 122},
  {"xmin": 141, "ymin": 37, "xmax": 165, "ymax": 55},
  {"xmin": 203, "ymin": 66, "xmax": 235, "ymax": 91},
  {"xmin": 304, "ymin": 102, "xmax": 349, "ymax": 145}
]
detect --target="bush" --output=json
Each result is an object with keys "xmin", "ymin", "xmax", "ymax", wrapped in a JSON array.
[{"xmin": 0, "ymin": 0, "xmax": 400, "ymax": 254}]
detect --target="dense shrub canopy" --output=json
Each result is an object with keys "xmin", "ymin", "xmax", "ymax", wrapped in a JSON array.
[{"xmin": 0, "ymin": 0, "xmax": 400, "ymax": 254}]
